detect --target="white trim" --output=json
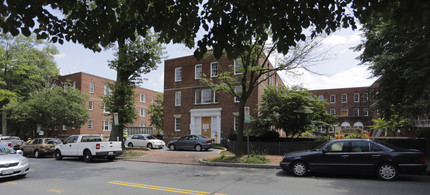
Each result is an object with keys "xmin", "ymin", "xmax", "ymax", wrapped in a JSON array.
[
  {"xmin": 189, "ymin": 108, "xmax": 222, "ymax": 144},
  {"xmin": 175, "ymin": 67, "xmax": 182, "ymax": 82},
  {"xmin": 195, "ymin": 64, "xmax": 202, "ymax": 80},
  {"xmin": 211, "ymin": 62, "xmax": 218, "ymax": 77},
  {"xmin": 354, "ymin": 93, "xmax": 360, "ymax": 103},
  {"xmin": 341, "ymin": 94, "xmax": 347, "ymax": 103}
]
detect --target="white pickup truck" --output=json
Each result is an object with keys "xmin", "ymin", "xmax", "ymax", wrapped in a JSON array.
[{"xmin": 54, "ymin": 134, "xmax": 122, "ymax": 162}]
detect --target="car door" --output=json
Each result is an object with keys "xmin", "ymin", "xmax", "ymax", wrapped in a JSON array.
[
  {"xmin": 316, "ymin": 141, "xmax": 351, "ymax": 173},
  {"xmin": 62, "ymin": 135, "xmax": 79, "ymax": 156},
  {"xmin": 176, "ymin": 136, "xmax": 189, "ymax": 149},
  {"xmin": 347, "ymin": 140, "xmax": 386, "ymax": 174}
]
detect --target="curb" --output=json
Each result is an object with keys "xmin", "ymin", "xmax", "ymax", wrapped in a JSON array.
[{"xmin": 199, "ymin": 158, "xmax": 280, "ymax": 169}]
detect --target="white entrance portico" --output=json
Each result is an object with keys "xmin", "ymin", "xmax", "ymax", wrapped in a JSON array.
[{"xmin": 190, "ymin": 108, "xmax": 222, "ymax": 144}]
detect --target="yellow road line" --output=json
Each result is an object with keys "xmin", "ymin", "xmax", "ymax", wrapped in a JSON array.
[
  {"xmin": 30, "ymin": 169, "xmax": 36, "ymax": 172},
  {"xmin": 109, "ymin": 181, "xmax": 228, "ymax": 195},
  {"xmin": 7, "ymin": 182, "xmax": 17, "ymax": 184},
  {"xmin": 48, "ymin": 189, "xmax": 63, "ymax": 194}
]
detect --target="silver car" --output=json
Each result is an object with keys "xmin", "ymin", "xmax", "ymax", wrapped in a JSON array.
[{"xmin": 0, "ymin": 144, "xmax": 30, "ymax": 179}]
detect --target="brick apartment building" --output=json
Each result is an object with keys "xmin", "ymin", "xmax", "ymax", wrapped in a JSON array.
[
  {"xmin": 54, "ymin": 72, "xmax": 161, "ymax": 139},
  {"xmin": 163, "ymin": 55, "xmax": 284, "ymax": 143},
  {"xmin": 309, "ymin": 87, "xmax": 376, "ymax": 134}
]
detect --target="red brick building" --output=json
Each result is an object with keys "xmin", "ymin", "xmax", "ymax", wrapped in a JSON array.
[
  {"xmin": 163, "ymin": 55, "xmax": 284, "ymax": 143},
  {"xmin": 54, "ymin": 72, "xmax": 160, "ymax": 139},
  {"xmin": 309, "ymin": 87, "xmax": 376, "ymax": 134}
]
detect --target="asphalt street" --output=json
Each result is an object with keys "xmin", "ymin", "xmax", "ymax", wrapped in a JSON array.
[{"xmin": 1, "ymin": 157, "xmax": 430, "ymax": 195}]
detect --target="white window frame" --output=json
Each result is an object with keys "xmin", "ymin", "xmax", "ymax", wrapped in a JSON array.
[
  {"xmin": 175, "ymin": 91, "xmax": 181, "ymax": 106},
  {"xmin": 318, "ymin": 95, "xmax": 324, "ymax": 100},
  {"xmin": 354, "ymin": 93, "xmax": 360, "ymax": 103},
  {"xmin": 363, "ymin": 93, "xmax": 369, "ymax": 102},
  {"xmin": 174, "ymin": 116, "xmax": 181, "ymax": 132},
  {"xmin": 354, "ymin": 108, "xmax": 360, "ymax": 116},
  {"xmin": 140, "ymin": 94, "xmax": 146, "ymax": 103},
  {"xmin": 102, "ymin": 121, "xmax": 111, "ymax": 131},
  {"xmin": 234, "ymin": 115, "xmax": 239, "ymax": 130},
  {"xmin": 88, "ymin": 120, "xmax": 93, "ymax": 130},
  {"xmin": 329, "ymin": 127, "xmax": 335, "ymax": 133},
  {"xmin": 211, "ymin": 62, "xmax": 218, "ymax": 77},
  {"xmin": 139, "ymin": 123, "xmax": 146, "ymax": 127},
  {"xmin": 103, "ymin": 103, "xmax": 109, "ymax": 113},
  {"xmin": 103, "ymin": 85, "xmax": 112, "ymax": 96},
  {"xmin": 89, "ymin": 101, "xmax": 94, "ymax": 110},
  {"xmin": 151, "ymin": 96, "xmax": 154, "ymax": 104},
  {"xmin": 140, "ymin": 108, "xmax": 146, "ymax": 117},
  {"xmin": 234, "ymin": 59, "xmax": 242, "ymax": 75},
  {"xmin": 213, "ymin": 90, "xmax": 219, "ymax": 103},
  {"xmin": 89, "ymin": 82, "xmax": 94, "ymax": 94},
  {"xmin": 363, "ymin": 108, "xmax": 369, "ymax": 116},
  {"xmin": 195, "ymin": 64, "xmax": 202, "ymax": 79},
  {"xmin": 62, "ymin": 125, "xmax": 67, "ymax": 131},
  {"xmin": 175, "ymin": 67, "xmax": 182, "ymax": 82},
  {"xmin": 72, "ymin": 81, "xmax": 76, "ymax": 88},
  {"xmin": 234, "ymin": 86, "xmax": 242, "ymax": 103},
  {"xmin": 194, "ymin": 90, "xmax": 200, "ymax": 104},
  {"xmin": 201, "ymin": 89, "xmax": 212, "ymax": 104},
  {"xmin": 342, "ymin": 94, "xmax": 347, "ymax": 103},
  {"xmin": 330, "ymin": 94, "xmax": 336, "ymax": 104},
  {"xmin": 330, "ymin": 109, "xmax": 336, "ymax": 115}
]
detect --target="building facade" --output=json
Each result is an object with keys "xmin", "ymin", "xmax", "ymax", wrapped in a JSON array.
[
  {"xmin": 309, "ymin": 87, "xmax": 376, "ymax": 134},
  {"xmin": 163, "ymin": 55, "xmax": 284, "ymax": 143},
  {"xmin": 54, "ymin": 72, "xmax": 160, "ymax": 139}
]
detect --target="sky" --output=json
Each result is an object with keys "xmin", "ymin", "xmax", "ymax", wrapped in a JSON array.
[{"xmin": 53, "ymin": 28, "xmax": 378, "ymax": 93}]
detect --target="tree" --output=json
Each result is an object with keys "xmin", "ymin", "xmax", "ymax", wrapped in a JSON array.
[
  {"xmin": 148, "ymin": 94, "xmax": 163, "ymax": 132},
  {"xmin": 353, "ymin": 0, "xmax": 430, "ymax": 118},
  {"xmin": 256, "ymin": 86, "xmax": 336, "ymax": 139},
  {"xmin": 6, "ymin": 84, "xmax": 89, "ymax": 137},
  {"xmin": 0, "ymin": 33, "xmax": 59, "ymax": 135},
  {"xmin": 370, "ymin": 116, "xmax": 414, "ymax": 137}
]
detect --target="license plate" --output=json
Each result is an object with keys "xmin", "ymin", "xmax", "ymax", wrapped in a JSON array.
[
  {"xmin": 108, "ymin": 152, "xmax": 113, "ymax": 155},
  {"xmin": 2, "ymin": 169, "xmax": 14, "ymax": 175}
]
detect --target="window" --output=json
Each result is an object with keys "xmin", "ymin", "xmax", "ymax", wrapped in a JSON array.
[
  {"xmin": 340, "ymin": 109, "xmax": 348, "ymax": 116},
  {"xmin": 363, "ymin": 93, "xmax": 369, "ymax": 102},
  {"xmin": 214, "ymin": 90, "xmax": 219, "ymax": 103},
  {"xmin": 330, "ymin": 95, "xmax": 336, "ymax": 103},
  {"xmin": 351, "ymin": 141, "xmax": 370, "ymax": 152},
  {"xmin": 140, "ymin": 108, "xmax": 146, "ymax": 117},
  {"xmin": 103, "ymin": 103, "xmax": 109, "ymax": 113},
  {"xmin": 354, "ymin": 108, "xmax": 360, "ymax": 116},
  {"xmin": 72, "ymin": 81, "xmax": 76, "ymax": 88},
  {"xmin": 194, "ymin": 90, "xmax": 200, "ymax": 104},
  {"xmin": 318, "ymin": 95, "xmax": 324, "ymax": 100},
  {"xmin": 328, "ymin": 127, "xmax": 335, "ymax": 133},
  {"xmin": 102, "ymin": 121, "xmax": 111, "ymax": 131},
  {"xmin": 211, "ymin": 62, "xmax": 218, "ymax": 77},
  {"xmin": 140, "ymin": 94, "xmax": 146, "ymax": 103},
  {"xmin": 234, "ymin": 59, "xmax": 242, "ymax": 75},
  {"xmin": 175, "ymin": 67, "xmax": 182, "ymax": 82},
  {"xmin": 319, "ymin": 126, "xmax": 326, "ymax": 133},
  {"xmin": 89, "ymin": 101, "xmax": 94, "ymax": 110},
  {"xmin": 139, "ymin": 123, "xmax": 146, "ymax": 127},
  {"xmin": 330, "ymin": 109, "xmax": 336, "ymax": 115},
  {"xmin": 326, "ymin": 141, "xmax": 349, "ymax": 152},
  {"xmin": 103, "ymin": 85, "xmax": 112, "ymax": 96},
  {"xmin": 151, "ymin": 96, "xmax": 154, "ymax": 104},
  {"xmin": 234, "ymin": 115, "xmax": 239, "ymax": 130},
  {"xmin": 89, "ymin": 82, "xmax": 94, "ymax": 93},
  {"xmin": 195, "ymin": 64, "xmax": 202, "ymax": 79},
  {"xmin": 175, "ymin": 91, "xmax": 181, "ymax": 106},
  {"xmin": 88, "ymin": 120, "xmax": 93, "ymax": 130},
  {"xmin": 341, "ymin": 94, "xmax": 347, "ymax": 103},
  {"xmin": 363, "ymin": 108, "xmax": 369, "ymax": 116},
  {"xmin": 201, "ymin": 89, "xmax": 212, "ymax": 104},
  {"xmin": 174, "ymin": 117, "xmax": 181, "ymax": 132},
  {"xmin": 62, "ymin": 125, "xmax": 67, "ymax": 131},
  {"xmin": 354, "ymin": 93, "xmax": 360, "ymax": 103},
  {"xmin": 234, "ymin": 86, "xmax": 242, "ymax": 102}
]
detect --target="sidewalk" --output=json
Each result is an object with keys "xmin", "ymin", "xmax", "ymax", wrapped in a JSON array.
[{"xmin": 121, "ymin": 149, "xmax": 430, "ymax": 174}]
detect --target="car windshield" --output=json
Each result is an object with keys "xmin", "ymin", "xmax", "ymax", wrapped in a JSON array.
[
  {"xmin": 374, "ymin": 140, "xmax": 402, "ymax": 150},
  {"xmin": 146, "ymin": 135, "xmax": 157, "ymax": 140},
  {"xmin": 0, "ymin": 146, "xmax": 16, "ymax": 155}
]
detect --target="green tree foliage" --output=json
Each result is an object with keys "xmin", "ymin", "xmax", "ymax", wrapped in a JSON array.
[
  {"xmin": 353, "ymin": 0, "xmax": 430, "ymax": 118},
  {"xmin": 6, "ymin": 84, "xmax": 89, "ymax": 137},
  {"xmin": 370, "ymin": 116, "xmax": 414, "ymax": 137},
  {"xmin": 256, "ymin": 86, "xmax": 337, "ymax": 139},
  {"xmin": 103, "ymin": 32, "xmax": 164, "ymax": 141},
  {"xmin": 148, "ymin": 94, "xmax": 163, "ymax": 132}
]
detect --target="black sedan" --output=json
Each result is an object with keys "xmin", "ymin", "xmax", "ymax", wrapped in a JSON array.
[
  {"xmin": 280, "ymin": 139, "xmax": 427, "ymax": 180},
  {"xmin": 167, "ymin": 135, "xmax": 214, "ymax": 151}
]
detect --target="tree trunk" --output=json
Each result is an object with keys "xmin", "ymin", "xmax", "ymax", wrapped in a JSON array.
[{"xmin": 1, "ymin": 109, "xmax": 6, "ymax": 136}]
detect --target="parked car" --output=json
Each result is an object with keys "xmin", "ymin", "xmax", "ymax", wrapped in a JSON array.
[
  {"xmin": 21, "ymin": 138, "xmax": 61, "ymax": 158},
  {"xmin": 125, "ymin": 134, "xmax": 165, "ymax": 149},
  {"xmin": 167, "ymin": 135, "xmax": 214, "ymax": 151},
  {"xmin": 54, "ymin": 134, "xmax": 122, "ymax": 162},
  {"xmin": 0, "ymin": 144, "xmax": 30, "ymax": 179},
  {"xmin": 0, "ymin": 136, "xmax": 24, "ymax": 150},
  {"xmin": 280, "ymin": 139, "xmax": 428, "ymax": 180}
]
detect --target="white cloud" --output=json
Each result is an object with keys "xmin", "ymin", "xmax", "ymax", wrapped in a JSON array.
[
  {"xmin": 53, "ymin": 52, "xmax": 65, "ymax": 59},
  {"xmin": 322, "ymin": 32, "xmax": 361, "ymax": 46},
  {"xmin": 281, "ymin": 65, "xmax": 377, "ymax": 90}
]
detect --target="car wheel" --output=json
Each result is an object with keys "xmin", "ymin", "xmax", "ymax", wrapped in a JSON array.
[
  {"xmin": 147, "ymin": 143, "xmax": 153, "ymax": 149},
  {"xmin": 376, "ymin": 163, "xmax": 398, "ymax": 181},
  {"xmin": 291, "ymin": 161, "xmax": 308, "ymax": 177},
  {"xmin": 107, "ymin": 156, "xmax": 115, "ymax": 162},
  {"xmin": 128, "ymin": 142, "xmax": 134, "ymax": 148},
  {"xmin": 54, "ymin": 150, "xmax": 63, "ymax": 160},
  {"xmin": 169, "ymin": 144, "xmax": 176, "ymax": 151},
  {"xmin": 34, "ymin": 150, "xmax": 40, "ymax": 158},
  {"xmin": 83, "ymin": 150, "xmax": 93, "ymax": 163},
  {"xmin": 195, "ymin": 144, "xmax": 202, "ymax": 151}
]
